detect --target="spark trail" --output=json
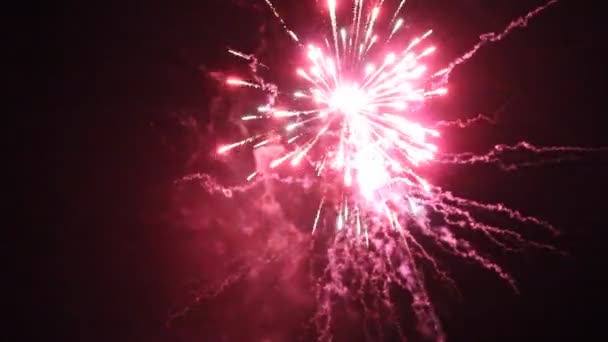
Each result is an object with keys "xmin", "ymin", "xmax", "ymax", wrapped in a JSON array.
[
  {"xmin": 171, "ymin": 0, "xmax": 605, "ymax": 340},
  {"xmin": 439, "ymin": 142, "xmax": 608, "ymax": 171}
]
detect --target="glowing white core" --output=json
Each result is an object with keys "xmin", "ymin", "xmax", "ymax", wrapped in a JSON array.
[{"xmin": 329, "ymin": 84, "xmax": 369, "ymax": 115}]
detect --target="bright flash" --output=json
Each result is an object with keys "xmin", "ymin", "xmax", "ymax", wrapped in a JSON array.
[{"xmin": 329, "ymin": 84, "xmax": 369, "ymax": 115}]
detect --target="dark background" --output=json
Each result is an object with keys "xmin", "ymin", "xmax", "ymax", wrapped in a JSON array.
[{"xmin": 21, "ymin": 0, "xmax": 608, "ymax": 341}]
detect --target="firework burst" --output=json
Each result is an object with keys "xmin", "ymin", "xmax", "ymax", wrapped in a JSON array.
[
  {"xmin": 172, "ymin": 0, "xmax": 606, "ymax": 340},
  {"xmin": 220, "ymin": 2, "xmax": 446, "ymax": 237}
]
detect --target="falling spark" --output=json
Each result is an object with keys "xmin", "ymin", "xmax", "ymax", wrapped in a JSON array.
[
  {"xmin": 262, "ymin": 0, "xmax": 300, "ymax": 42},
  {"xmin": 391, "ymin": 0, "xmax": 409, "ymax": 25},
  {"xmin": 226, "ymin": 78, "xmax": 259, "ymax": 88},
  {"xmin": 246, "ymin": 171, "xmax": 258, "ymax": 181},
  {"xmin": 387, "ymin": 18, "xmax": 404, "ymax": 43},
  {"xmin": 228, "ymin": 49, "xmax": 251, "ymax": 60},
  {"xmin": 312, "ymin": 196, "xmax": 326, "ymax": 233},
  {"xmin": 241, "ymin": 115, "xmax": 262, "ymax": 120}
]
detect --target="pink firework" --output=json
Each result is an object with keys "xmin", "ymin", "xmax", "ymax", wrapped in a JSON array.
[
  {"xmin": 173, "ymin": 0, "xmax": 605, "ymax": 340},
  {"xmin": 220, "ymin": 1, "xmax": 447, "ymax": 240}
]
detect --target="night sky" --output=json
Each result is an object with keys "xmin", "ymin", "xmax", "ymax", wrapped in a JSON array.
[{"xmin": 27, "ymin": 0, "xmax": 608, "ymax": 341}]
